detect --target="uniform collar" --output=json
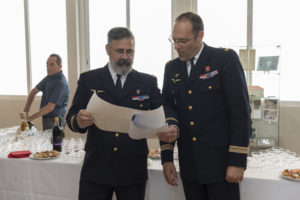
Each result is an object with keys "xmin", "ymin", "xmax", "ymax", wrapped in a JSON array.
[{"xmin": 193, "ymin": 43, "xmax": 204, "ymax": 63}]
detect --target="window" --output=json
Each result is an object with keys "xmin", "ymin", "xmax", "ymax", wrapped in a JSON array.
[
  {"xmin": 29, "ymin": 0, "xmax": 68, "ymax": 88},
  {"xmin": 253, "ymin": 0, "xmax": 300, "ymax": 101},
  {"xmin": 130, "ymin": 0, "xmax": 171, "ymax": 88},
  {"xmin": 88, "ymin": 0, "xmax": 171, "ymax": 88},
  {"xmin": 89, "ymin": 0, "xmax": 126, "ymax": 69},
  {"xmin": 198, "ymin": 0, "xmax": 247, "ymax": 47},
  {"xmin": 0, "ymin": 1, "xmax": 27, "ymax": 95}
]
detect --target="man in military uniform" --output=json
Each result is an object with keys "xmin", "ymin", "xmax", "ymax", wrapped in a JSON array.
[
  {"xmin": 66, "ymin": 27, "xmax": 175, "ymax": 200},
  {"xmin": 158, "ymin": 12, "xmax": 251, "ymax": 200}
]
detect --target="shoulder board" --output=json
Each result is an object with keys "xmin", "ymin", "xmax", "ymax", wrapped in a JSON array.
[
  {"xmin": 166, "ymin": 60, "xmax": 172, "ymax": 65},
  {"xmin": 224, "ymin": 48, "xmax": 231, "ymax": 52}
]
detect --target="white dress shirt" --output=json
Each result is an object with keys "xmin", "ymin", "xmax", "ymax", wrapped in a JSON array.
[{"xmin": 187, "ymin": 44, "xmax": 204, "ymax": 76}]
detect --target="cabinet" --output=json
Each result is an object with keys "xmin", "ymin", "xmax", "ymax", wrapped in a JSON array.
[{"xmin": 235, "ymin": 45, "xmax": 281, "ymax": 149}]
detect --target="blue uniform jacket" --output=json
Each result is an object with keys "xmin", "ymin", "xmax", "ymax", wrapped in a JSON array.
[
  {"xmin": 160, "ymin": 44, "xmax": 251, "ymax": 184},
  {"xmin": 67, "ymin": 65, "xmax": 164, "ymax": 186}
]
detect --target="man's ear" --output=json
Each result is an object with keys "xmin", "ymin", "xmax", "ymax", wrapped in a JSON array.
[
  {"xmin": 105, "ymin": 44, "xmax": 111, "ymax": 55},
  {"xmin": 198, "ymin": 31, "xmax": 204, "ymax": 40}
]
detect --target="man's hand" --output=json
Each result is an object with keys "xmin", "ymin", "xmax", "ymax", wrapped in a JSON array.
[
  {"xmin": 226, "ymin": 166, "xmax": 244, "ymax": 183},
  {"xmin": 77, "ymin": 109, "xmax": 94, "ymax": 128},
  {"xmin": 19, "ymin": 112, "xmax": 28, "ymax": 120},
  {"xmin": 163, "ymin": 162, "xmax": 178, "ymax": 186},
  {"xmin": 157, "ymin": 126, "xmax": 178, "ymax": 143}
]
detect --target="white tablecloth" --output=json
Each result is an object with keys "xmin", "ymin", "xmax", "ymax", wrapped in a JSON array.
[{"xmin": 0, "ymin": 156, "xmax": 300, "ymax": 200}]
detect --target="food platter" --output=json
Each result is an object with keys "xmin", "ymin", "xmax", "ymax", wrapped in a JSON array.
[
  {"xmin": 29, "ymin": 150, "xmax": 60, "ymax": 160},
  {"xmin": 29, "ymin": 154, "xmax": 60, "ymax": 160},
  {"xmin": 148, "ymin": 149, "xmax": 161, "ymax": 159},
  {"xmin": 281, "ymin": 169, "xmax": 300, "ymax": 181}
]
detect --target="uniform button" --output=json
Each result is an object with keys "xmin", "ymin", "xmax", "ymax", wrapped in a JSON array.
[
  {"xmin": 188, "ymin": 90, "xmax": 192, "ymax": 94},
  {"xmin": 208, "ymin": 85, "xmax": 212, "ymax": 90},
  {"xmin": 140, "ymin": 104, "xmax": 143, "ymax": 108},
  {"xmin": 192, "ymin": 137, "xmax": 197, "ymax": 142},
  {"xmin": 113, "ymin": 147, "xmax": 118, "ymax": 152},
  {"xmin": 188, "ymin": 105, "xmax": 193, "ymax": 110},
  {"xmin": 190, "ymin": 121, "xmax": 194, "ymax": 126},
  {"xmin": 115, "ymin": 133, "xmax": 119, "ymax": 137}
]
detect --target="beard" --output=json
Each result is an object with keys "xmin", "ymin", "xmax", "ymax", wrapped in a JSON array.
[{"xmin": 110, "ymin": 58, "xmax": 133, "ymax": 75}]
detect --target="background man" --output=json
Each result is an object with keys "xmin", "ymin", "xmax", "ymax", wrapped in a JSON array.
[
  {"xmin": 159, "ymin": 12, "xmax": 251, "ymax": 200},
  {"xmin": 21, "ymin": 54, "xmax": 70, "ymax": 130}
]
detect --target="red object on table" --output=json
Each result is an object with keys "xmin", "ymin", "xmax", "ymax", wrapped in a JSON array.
[{"xmin": 8, "ymin": 150, "xmax": 32, "ymax": 158}]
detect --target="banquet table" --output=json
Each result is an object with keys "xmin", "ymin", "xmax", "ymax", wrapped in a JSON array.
[{"xmin": 0, "ymin": 155, "xmax": 300, "ymax": 200}]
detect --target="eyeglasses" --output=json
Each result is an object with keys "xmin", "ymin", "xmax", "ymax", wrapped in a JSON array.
[
  {"xmin": 168, "ymin": 36, "xmax": 193, "ymax": 46},
  {"xmin": 111, "ymin": 48, "xmax": 134, "ymax": 56}
]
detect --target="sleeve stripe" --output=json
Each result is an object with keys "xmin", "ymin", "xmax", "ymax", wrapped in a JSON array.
[
  {"xmin": 70, "ymin": 115, "xmax": 76, "ymax": 130},
  {"xmin": 161, "ymin": 144, "xmax": 174, "ymax": 151},
  {"xmin": 229, "ymin": 145, "xmax": 249, "ymax": 154},
  {"xmin": 165, "ymin": 117, "xmax": 178, "ymax": 123}
]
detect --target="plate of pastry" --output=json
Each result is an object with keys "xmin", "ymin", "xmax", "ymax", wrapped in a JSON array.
[
  {"xmin": 281, "ymin": 169, "xmax": 300, "ymax": 181},
  {"xmin": 148, "ymin": 149, "xmax": 161, "ymax": 159},
  {"xmin": 29, "ymin": 150, "xmax": 61, "ymax": 160}
]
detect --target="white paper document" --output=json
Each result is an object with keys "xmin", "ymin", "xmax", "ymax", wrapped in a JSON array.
[{"xmin": 86, "ymin": 93, "xmax": 168, "ymax": 139}]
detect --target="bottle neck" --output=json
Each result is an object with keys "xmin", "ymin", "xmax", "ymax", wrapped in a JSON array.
[{"xmin": 54, "ymin": 117, "xmax": 60, "ymax": 127}]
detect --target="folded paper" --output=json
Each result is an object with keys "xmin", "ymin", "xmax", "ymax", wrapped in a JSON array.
[{"xmin": 86, "ymin": 93, "xmax": 167, "ymax": 139}]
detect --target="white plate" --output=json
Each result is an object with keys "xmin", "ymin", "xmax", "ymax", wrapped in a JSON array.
[
  {"xmin": 148, "ymin": 154, "xmax": 161, "ymax": 159},
  {"xmin": 29, "ymin": 154, "xmax": 60, "ymax": 160},
  {"xmin": 281, "ymin": 174, "xmax": 300, "ymax": 182}
]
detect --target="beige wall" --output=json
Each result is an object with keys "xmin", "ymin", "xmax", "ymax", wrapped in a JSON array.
[
  {"xmin": 0, "ymin": 96, "xmax": 42, "ymax": 129},
  {"xmin": 279, "ymin": 102, "xmax": 300, "ymax": 154},
  {"xmin": 0, "ymin": 96, "xmax": 80, "ymax": 139},
  {"xmin": 1, "ymin": 96, "xmax": 299, "ymax": 153}
]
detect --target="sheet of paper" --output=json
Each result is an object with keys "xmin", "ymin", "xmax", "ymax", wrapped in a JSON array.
[
  {"xmin": 86, "ymin": 93, "xmax": 167, "ymax": 139},
  {"xmin": 128, "ymin": 109, "xmax": 168, "ymax": 139}
]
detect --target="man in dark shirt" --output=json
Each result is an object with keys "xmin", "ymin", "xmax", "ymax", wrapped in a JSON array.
[{"xmin": 21, "ymin": 54, "xmax": 70, "ymax": 130}]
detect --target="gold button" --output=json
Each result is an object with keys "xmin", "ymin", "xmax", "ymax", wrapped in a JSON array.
[
  {"xmin": 115, "ymin": 133, "xmax": 119, "ymax": 137},
  {"xmin": 140, "ymin": 104, "xmax": 143, "ymax": 108},
  {"xmin": 192, "ymin": 137, "xmax": 197, "ymax": 142},
  {"xmin": 113, "ymin": 147, "xmax": 118, "ymax": 152},
  {"xmin": 208, "ymin": 85, "xmax": 212, "ymax": 90},
  {"xmin": 188, "ymin": 105, "xmax": 193, "ymax": 110},
  {"xmin": 190, "ymin": 121, "xmax": 194, "ymax": 126},
  {"xmin": 188, "ymin": 90, "xmax": 192, "ymax": 94}
]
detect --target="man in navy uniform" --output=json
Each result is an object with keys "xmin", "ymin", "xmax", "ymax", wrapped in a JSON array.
[
  {"xmin": 158, "ymin": 12, "xmax": 251, "ymax": 200},
  {"xmin": 66, "ymin": 27, "xmax": 176, "ymax": 200}
]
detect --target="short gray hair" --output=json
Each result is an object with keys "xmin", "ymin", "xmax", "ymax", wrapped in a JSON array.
[{"xmin": 107, "ymin": 27, "xmax": 135, "ymax": 45}]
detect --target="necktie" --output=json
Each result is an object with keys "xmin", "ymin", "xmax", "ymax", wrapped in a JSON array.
[
  {"xmin": 189, "ymin": 58, "xmax": 195, "ymax": 76},
  {"xmin": 116, "ymin": 74, "xmax": 122, "ymax": 92}
]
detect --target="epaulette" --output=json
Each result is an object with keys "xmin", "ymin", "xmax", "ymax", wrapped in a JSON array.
[
  {"xmin": 151, "ymin": 74, "xmax": 156, "ymax": 78},
  {"xmin": 224, "ymin": 48, "xmax": 231, "ymax": 52}
]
